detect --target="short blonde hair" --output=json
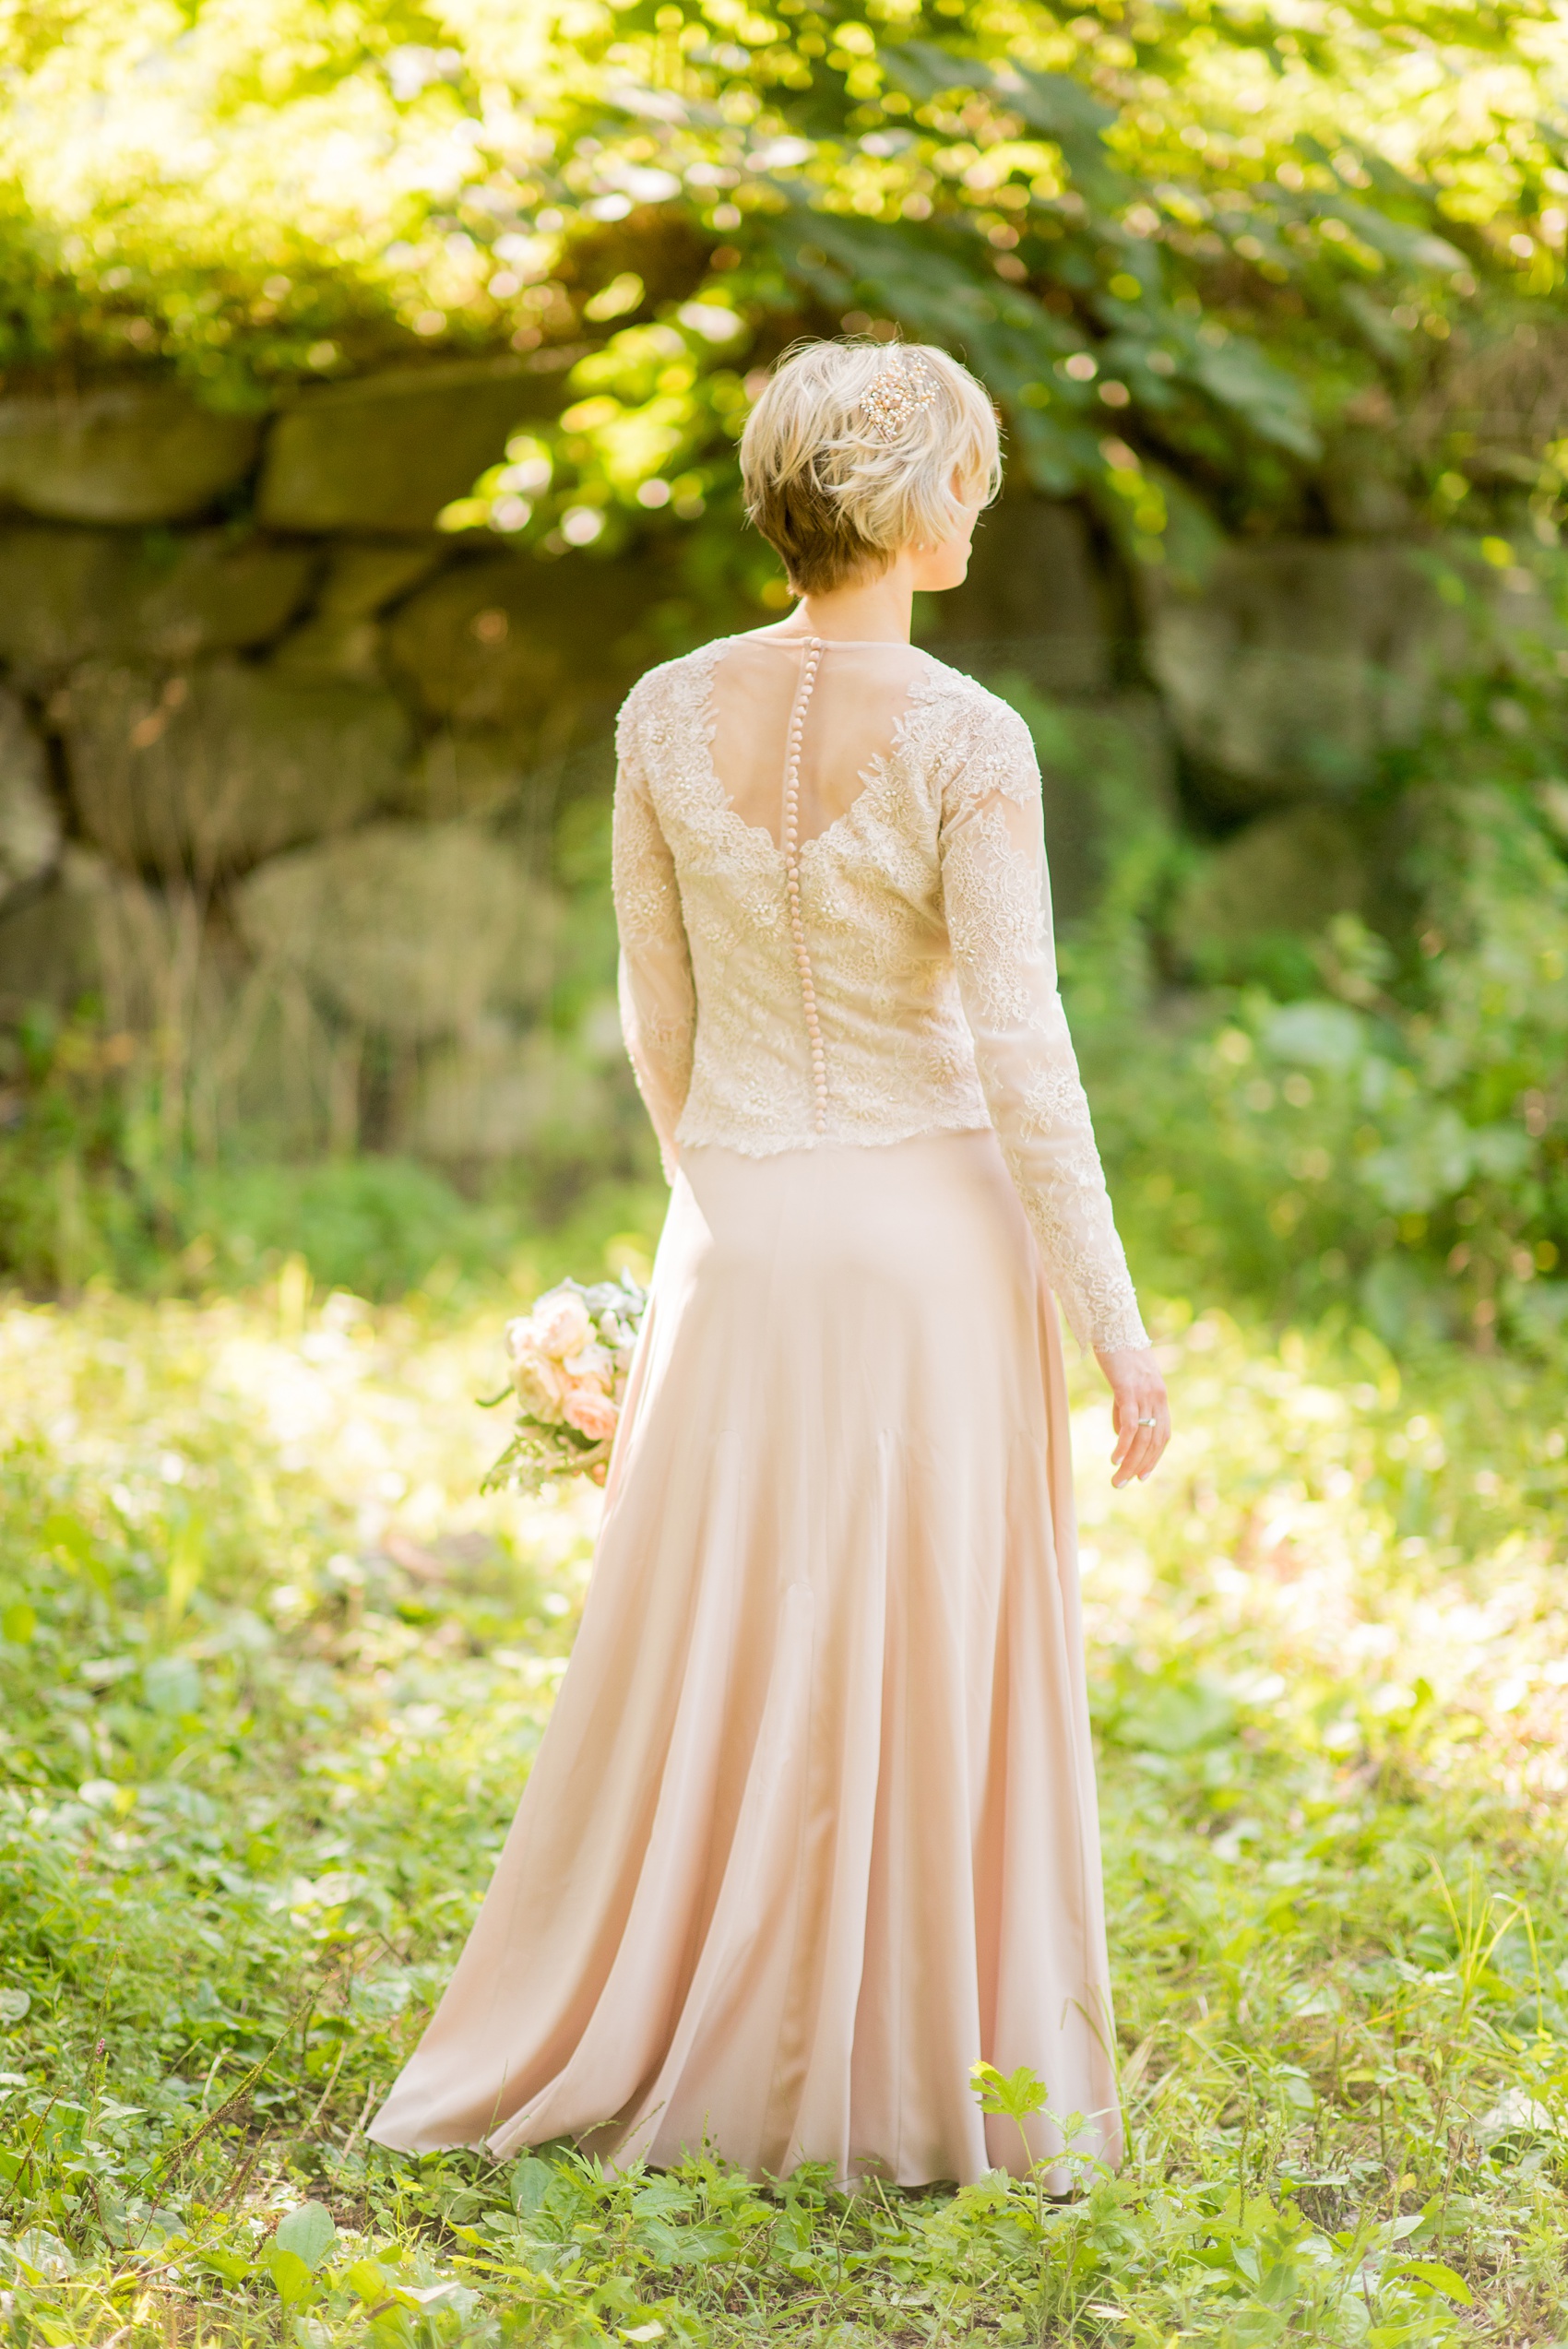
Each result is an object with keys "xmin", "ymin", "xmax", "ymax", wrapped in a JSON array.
[{"xmin": 741, "ymin": 338, "xmax": 1002, "ymax": 595}]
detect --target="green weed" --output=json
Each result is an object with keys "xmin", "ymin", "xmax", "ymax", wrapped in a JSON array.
[{"xmin": 1, "ymin": 1278, "xmax": 1566, "ymax": 2343}]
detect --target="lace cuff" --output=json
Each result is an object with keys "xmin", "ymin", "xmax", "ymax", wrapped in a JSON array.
[
  {"xmin": 938, "ymin": 706, "xmax": 1148, "ymax": 1355},
  {"xmin": 612, "ymin": 714, "xmax": 695, "ymax": 1180}
]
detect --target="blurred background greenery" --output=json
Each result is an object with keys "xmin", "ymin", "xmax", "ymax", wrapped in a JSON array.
[
  {"xmin": 0, "ymin": 0, "xmax": 1565, "ymax": 1357},
  {"xmin": 6, "ymin": 11, "xmax": 1568, "ymax": 2336}
]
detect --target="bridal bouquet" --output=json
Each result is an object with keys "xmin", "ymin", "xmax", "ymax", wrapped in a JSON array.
[{"xmin": 482, "ymin": 1275, "xmax": 648, "ymax": 1493}]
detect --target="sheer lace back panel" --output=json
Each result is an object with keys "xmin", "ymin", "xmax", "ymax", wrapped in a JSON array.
[
  {"xmin": 707, "ymin": 636, "xmax": 933, "ymax": 850},
  {"xmin": 612, "ymin": 633, "xmax": 1148, "ymax": 1353}
]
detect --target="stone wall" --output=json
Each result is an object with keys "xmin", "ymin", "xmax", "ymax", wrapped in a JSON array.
[
  {"xmin": 0, "ymin": 367, "xmax": 1541, "ymax": 1169},
  {"xmin": 0, "ymin": 364, "xmax": 653, "ymax": 1166}
]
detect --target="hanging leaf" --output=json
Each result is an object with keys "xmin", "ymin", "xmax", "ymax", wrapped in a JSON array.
[{"xmin": 1186, "ymin": 341, "xmax": 1321, "ymax": 459}]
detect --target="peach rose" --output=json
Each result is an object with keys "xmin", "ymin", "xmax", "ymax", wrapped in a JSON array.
[{"xmin": 562, "ymin": 1384, "xmax": 619, "ymax": 1443}]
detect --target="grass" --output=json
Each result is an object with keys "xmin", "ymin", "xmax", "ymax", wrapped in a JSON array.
[{"xmin": 2, "ymin": 1255, "xmax": 1567, "ymax": 2347}]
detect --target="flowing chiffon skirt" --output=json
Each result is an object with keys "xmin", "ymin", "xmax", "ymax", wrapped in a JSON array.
[{"xmin": 370, "ymin": 1128, "xmax": 1122, "ymax": 2187}]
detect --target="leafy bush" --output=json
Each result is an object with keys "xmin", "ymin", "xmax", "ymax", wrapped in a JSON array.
[
  {"xmin": 0, "ymin": 1007, "xmax": 663, "ymax": 1302},
  {"xmin": 0, "ymin": 1016, "xmax": 493, "ymax": 1296},
  {"xmin": 1072, "ymin": 775, "xmax": 1568, "ymax": 1355},
  {"xmin": 2, "ymin": 0, "xmax": 1561, "ymax": 571}
]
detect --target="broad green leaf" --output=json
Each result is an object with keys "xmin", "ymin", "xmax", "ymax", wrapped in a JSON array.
[
  {"xmin": 1110, "ymin": 1673, "xmax": 1238, "ymax": 1756},
  {"xmin": 340, "ymin": 2258, "xmax": 394, "ymax": 2303},
  {"xmin": 163, "ymin": 1516, "xmax": 206, "ymax": 1631},
  {"xmin": 261, "ymin": 2242, "xmax": 315, "ymax": 2306},
  {"xmin": 194, "ymin": 2246, "xmax": 255, "ymax": 2283},
  {"xmin": 400, "ymin": 2281, "xmax": 470, "ymax": 2309},
  {"xmin": 41, "ymin": 1513, "xmax": 111, "ymax": 1596},
  {"xmin": 877, "ymin": 41, "xmax": 988, "ymax": 108},
  {"xmin": 1391, "ymin": 2258, "xmax": 1474, "ymax": 2305},
  {"xmin": 881, "ymin": 40, "xmax": 1119, "ymax": 201},
  {"xmin": 996, "ymin": 59, "xmax": 1117, "ymax": 141},
  {"xmin": 273, "ymin": 2201, "xmax": 338, "ymax": 2272},
  {"xmin": 1186, "ymin": 342, "xmax": 1320, "ymax": 459},
  {"xmin": 1263, "ymin": 1002, "xmax": 1367, "ymax": 1072},
  {"xmin": 142, "ymin": 1655, "xmax": 202, "ymax": 1717},
  {"xmin": 631, "ymin": 2179, "xmax": 697, "ymax": 2218},
  {"xmin": 510, "ymin": 2155, "xmax": 555, "ymax": 2214}
]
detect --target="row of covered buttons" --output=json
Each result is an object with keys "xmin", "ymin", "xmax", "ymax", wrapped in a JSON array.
[{"xmin": 780, "ymin": 637, "xmax": 827, "ymax": 1135}]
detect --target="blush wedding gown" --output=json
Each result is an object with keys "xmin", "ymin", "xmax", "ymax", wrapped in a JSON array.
[{"xmin": 371, "ymin": 632, "xmax": 1147, "ymax": 2189}]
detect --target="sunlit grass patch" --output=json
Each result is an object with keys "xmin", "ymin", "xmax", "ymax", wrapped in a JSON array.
[{"xmin": 0, "ymin": 1283, "xmax": 1565, "ymax": 2344}]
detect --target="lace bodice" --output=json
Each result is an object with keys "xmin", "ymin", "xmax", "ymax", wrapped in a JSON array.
[{"xmin": 612, "ymin": 633, "xmax": 1147, "ymax": 1354}]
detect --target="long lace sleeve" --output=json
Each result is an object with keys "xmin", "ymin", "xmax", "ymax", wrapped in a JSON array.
[
  {"xmin": 938, "ymin": 702, "xmax": 1148, "ymax": 1355},
  {"xmin": 612, "ymin": 703, "xmax": 695, "ymax": 1181}
]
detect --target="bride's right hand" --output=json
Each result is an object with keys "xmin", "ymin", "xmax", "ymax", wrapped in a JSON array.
[{"xmin": 1094, "ymin": 1345, "xmax": 1170, "ymax": 1489}]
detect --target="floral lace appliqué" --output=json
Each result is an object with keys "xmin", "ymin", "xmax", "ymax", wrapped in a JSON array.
[{"xmin": 611, "ymin": 644, "xmax": 1147, "ymax": 1352}]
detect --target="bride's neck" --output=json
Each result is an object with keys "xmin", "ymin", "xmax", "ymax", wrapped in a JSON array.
[{"xmin": 787, "ymin": 552, "xmax": 917, "ymax": 644}]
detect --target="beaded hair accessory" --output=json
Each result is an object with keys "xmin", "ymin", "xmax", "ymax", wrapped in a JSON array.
[{"xmin": 859, "ymin": 348, "xmax": 937, "ymax": 444}]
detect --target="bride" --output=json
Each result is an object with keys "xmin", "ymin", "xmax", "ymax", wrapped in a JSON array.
[{"xmin": 371, "ymin": 338, "xmax": 1170, "ymax": 2189}]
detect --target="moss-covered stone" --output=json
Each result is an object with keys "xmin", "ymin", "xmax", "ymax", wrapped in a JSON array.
[
  {"xmin": 0, "ymin": 386, "xmax": 261, "ymax": 526},
  {"xmin": 0, "ymin": 848, "xmax": 166, "ymax": 1024},
  {"xmin": 255, "ymin": 358, "xmax": 555, "ymax": 534},
  {"xmin": 924, "ymin": 495, "xmax": 1114, "ymax": 695},
  {"xmin": 61, "ymin": 660, "xmax": 410, "ymax": 877},
  {"xmin": 1145, "ymin": 541, "xmax": 1466, "ymax": 812},
  {"xmin": 401, "ymin": 1024, "xmax": 617, "ymax": 1160},
  {"xmin": 231, "ymin": 821, "xmax": 556, "ymax": 1042},
  {"xmin": 393, "ymin": 730, "xmax": 531, "ymax": 821},
  {"xmin": 1031, "ymin": 692, "xmax": 1176, "ymax": 928},
  {"xmin": 0, "ymin": 528, "xmax": 315, "ymax": 682},
  {"xmin": 266, "ymin": 541, "xmax": 450, "ymax": 684},
  {"xmin": 266, "ymin": 613, "xmax": 386, "ymax": 686},
  {"xmin": 315, "ymin": 540, "xmax": 449, "ymax": 618},
  {"xmin": 0, "ymin": 691, "xmax": 61, "ymax": 913},
  {"xmin": 1169, "ymin": 805, "xmax": 1371, "ymax": 974},
  {"xmin": 384, "ymin": 552, "xmax": 646, "ymax": 742},
  {"xmin": 937, "ymin": 666, "xmax": 1176, "ymax": 927}
]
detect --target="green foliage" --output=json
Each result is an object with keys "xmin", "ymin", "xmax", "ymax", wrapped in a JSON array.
[
  {"xmin": 3, "ymin": 0, "xmax": 1563, "ymax": 569},
  {"xmin": 1074, "ymin": 778, "xmax": 1568, "ymax": 1357},
  {"xmin": 4, "ymin": 0, "xmax": 1566, "ymax": 1359},
  {"xmin": 0, "ymin": 1001, "xmax": 667, "ymax": 1300},
  {"xmin": 0, "ymin": 1066, "xmax": 492, "ymax": 1299},
  {"xmin": 3, "ymin": 1287, "xmax": 1568, "ymax": 2340},
  {"xmin": 8, "ymin": 733, "xmax": 1566, "ymax": 1348},
  {"xmin": 439, "ymin": 0, "xmax": 1566, "ymax": 580}
]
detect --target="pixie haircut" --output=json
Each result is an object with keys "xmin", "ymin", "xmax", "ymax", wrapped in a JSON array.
[{"xmin": 741, "ymin": 338, "xmax": 1002, "ymax": 596}]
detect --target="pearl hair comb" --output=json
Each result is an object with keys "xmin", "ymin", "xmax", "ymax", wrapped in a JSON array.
[{"xmin": 859, "ymin": 349, "xmax": 937, "ymax": 444}]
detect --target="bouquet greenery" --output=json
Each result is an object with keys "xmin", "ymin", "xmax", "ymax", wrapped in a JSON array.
[{"xmin": 482, "ymin": 1275, "xmax": 648, "ymax": 1494}]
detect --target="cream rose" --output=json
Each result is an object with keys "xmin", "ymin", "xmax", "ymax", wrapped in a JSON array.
[
  {"xmin": 529, "ymin": 1290, "xmax": 593, "ymax": 1360},
  {"xmin": 510, "ymin": 1347, "xmax": 567, "ymax": 1418}
]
